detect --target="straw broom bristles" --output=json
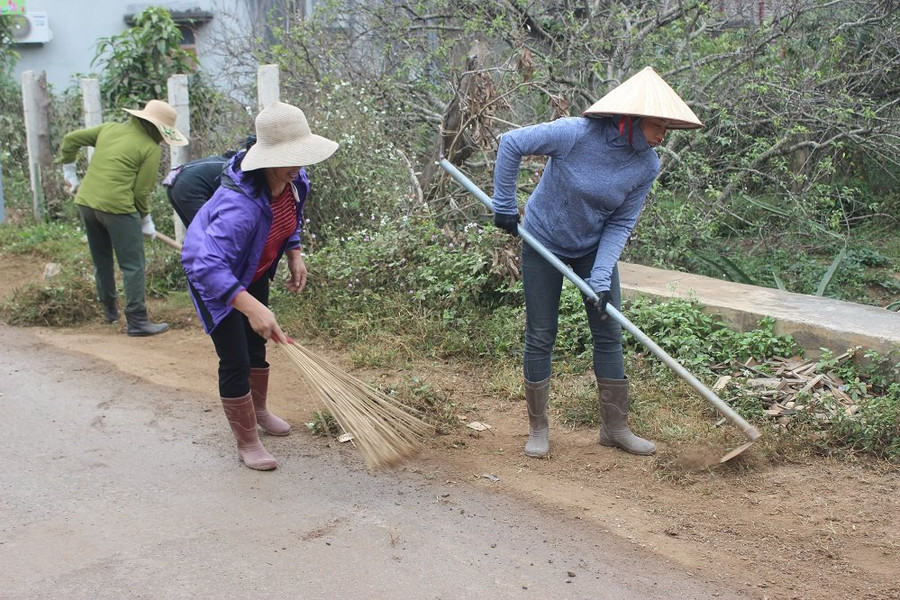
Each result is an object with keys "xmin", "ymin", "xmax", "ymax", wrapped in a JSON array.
[{"xmin": 280, "ymin": 341, "xmax": 432, "ymax": 469}]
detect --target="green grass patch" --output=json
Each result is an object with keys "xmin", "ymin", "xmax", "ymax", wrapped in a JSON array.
[{"xmin": 0, "ymin": 220, "xmax": 89, "ymax": 262}]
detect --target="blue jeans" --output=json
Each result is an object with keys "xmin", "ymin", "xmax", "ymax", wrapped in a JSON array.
[{"xmin": 521, "ymin": 243, "xmax": 624, "ymax": 383}]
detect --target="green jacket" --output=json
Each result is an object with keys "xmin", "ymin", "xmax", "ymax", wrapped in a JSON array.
[{"xmin": 60, "ymin": 117, "xmax": 161, "ymax": 216}]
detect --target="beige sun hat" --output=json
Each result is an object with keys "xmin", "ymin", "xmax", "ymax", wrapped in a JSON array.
[
  {"xmin": 241, "ymin": 102, "xmax": 339, "ymax": 171},
  {"xmin": 124, "ymin": 99, "xmax": 188, "ymax": 146},
  {"xmin": 583, "ymin": 66, "xmax": 703, "ymax": 130}
]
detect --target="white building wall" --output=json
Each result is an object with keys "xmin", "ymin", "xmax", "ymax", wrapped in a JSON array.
[
  {"xmin": 11, "ymin": 0, "xmax": 263, "ymax": 96},
  {"xmin": 12, "ymin": 0, "xmax": 131, "ymax": 91}
]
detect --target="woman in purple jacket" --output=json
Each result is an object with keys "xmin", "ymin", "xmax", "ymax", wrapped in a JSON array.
[
  {"xmin": 182, "ymin": 102, "xmax": 338, "ymax": 471},
  {"xmin": 491, "ymin": 67, "xmax": 702, "ymax": 459}
]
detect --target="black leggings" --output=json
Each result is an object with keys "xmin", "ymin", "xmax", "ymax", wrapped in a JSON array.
[{"xmin": 210, "ymin": 277, "xmax": 269, "ymax": 398}]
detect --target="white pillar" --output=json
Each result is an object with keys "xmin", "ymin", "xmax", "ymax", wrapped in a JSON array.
[
  {"xmin": 80, "ymin": 78, "xmax": 102, "ymax": 162},
  {"xmin": 168, "ymin": 74, "xmax": 190, "ymax": 242},
  {"xmin": 21, "ymin": 70, "xmax": 48, "ymax": 219},
  {"xmin": 257, "ymin": 64, "xmax": 280, "ymax": 112}
]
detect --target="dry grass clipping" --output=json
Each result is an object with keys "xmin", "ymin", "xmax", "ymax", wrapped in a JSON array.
[{"xmin": 281, "ymin": 341, "xmax": 432, "ymax": 469}]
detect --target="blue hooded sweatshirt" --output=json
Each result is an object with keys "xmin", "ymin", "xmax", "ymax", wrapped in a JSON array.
[{"xmin": 492, "ymin": 116, "xmax": 660, "ymax": 292}]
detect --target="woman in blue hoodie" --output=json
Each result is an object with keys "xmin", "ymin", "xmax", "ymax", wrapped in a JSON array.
[
  {"xmin": 182, "ymin": 102, "xmax": 338, "ymax": 471},
  {"xmin": 490, "ymin": 67, "xmax": 702, "ymax": 459}
]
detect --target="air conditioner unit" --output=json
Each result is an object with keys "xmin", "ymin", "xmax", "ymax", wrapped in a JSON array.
[{"xmin": 12, "ymin": 12, "xmax": 53, "ymax": 44}]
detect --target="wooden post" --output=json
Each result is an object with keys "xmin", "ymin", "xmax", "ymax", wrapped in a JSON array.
[
  {"xmin": 167, "ymin": 74, "xmax": 190, "ymax": 242},
  {"xmin": 257, "ymin": 64, "xmax": 280, "ymax": 112},
  {"xmin": 80, "ymin": 78, "xmax": 103, "ymax": 163},
  {"xmin": 0, "ymin": 153, "xmax": 5, "ymax": 224},
  {"xmin": 21, "ymin": 70, "xmax": 53, "ymax": 220}
]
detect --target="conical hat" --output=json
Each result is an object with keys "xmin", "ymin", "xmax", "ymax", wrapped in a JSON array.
[{"xmin": 583, "ymin": 66, "xmax": 703, "ymax": 130}]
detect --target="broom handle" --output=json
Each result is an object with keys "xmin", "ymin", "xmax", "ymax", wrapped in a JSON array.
[
  {"xmin": 154, "ymin": 232, "xmax": 183, "ymax": 252},
  {"xmin": 439, "ymin": 158, "xmax": 759, "ymax": 442}
]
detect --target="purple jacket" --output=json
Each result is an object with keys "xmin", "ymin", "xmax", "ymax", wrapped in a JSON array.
[{"xmin": 181, "ymin": 153, "xmax": 310, "ymax": 333}]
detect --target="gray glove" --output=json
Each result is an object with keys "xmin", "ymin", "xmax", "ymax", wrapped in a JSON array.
[{"xmin": 62, "ymin": 163, "xmax": 79, "ymax": 194}]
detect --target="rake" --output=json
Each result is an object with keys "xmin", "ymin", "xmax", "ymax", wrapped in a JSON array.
[{"xmin": 439, "ymin": 158, "xmax": 760, "ymax": 463}]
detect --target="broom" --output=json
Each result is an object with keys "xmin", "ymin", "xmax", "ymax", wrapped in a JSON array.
[{"xmin": 280, "ymin": 340, "xmax": 432, "ymax": 469}]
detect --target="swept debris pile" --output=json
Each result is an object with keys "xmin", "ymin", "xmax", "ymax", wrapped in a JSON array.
[{"xmin": 714, "ymin": 349, "xmax": 866, "ymax": 422}]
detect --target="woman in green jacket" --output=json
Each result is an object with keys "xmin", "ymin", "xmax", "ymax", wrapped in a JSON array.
[{"xmin": 60, "ymin": 99, "xmax": 187, "ymax": 336}]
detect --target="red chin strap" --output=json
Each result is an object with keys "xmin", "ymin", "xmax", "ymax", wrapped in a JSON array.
[{"xmin": 618, "ymin": 116, "xmax": 634, "ymax": 146}]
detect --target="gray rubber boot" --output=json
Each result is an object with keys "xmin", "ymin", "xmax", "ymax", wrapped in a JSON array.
[
  {"xmin": 101, "ymin": 299, "xmax": 119, "ymax": 324},
  {"xmin": 221, "ymin": 393, "xmax": 277, "ymax": 471},
  {"xmin": 125, "ymin": 310, "xmax": 169, "ymax": 337},
  {"xmin": 598, "ymin": 377, "xmax": 656, "ymax": 455},
  {"xmin": 524, "ymin": 377, "xmax": 551, "ymax": 458}
]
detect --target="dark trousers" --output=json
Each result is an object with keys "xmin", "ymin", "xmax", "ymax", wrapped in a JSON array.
[
  {"xmin": 166, "ymin": 186, "xmax": 201, "ymax": 228},
  {"xmin": 521, "ymin": 243, "xmax": 625, "ymax": 383},
  {"xmin": 210, "ymin": 277, "xmax": 270, "ymax": 398},
  {"xmin": 77, "ymin": 205, "xmax": 146, "ymax": 313}
]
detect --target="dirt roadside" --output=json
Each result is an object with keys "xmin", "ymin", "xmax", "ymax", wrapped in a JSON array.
[{"xmin": 2, "ymin": 253, "xmax": 898, "ymax": 600}]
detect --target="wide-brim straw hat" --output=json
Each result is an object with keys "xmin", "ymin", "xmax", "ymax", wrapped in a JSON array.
[
  {"xmin": 124, "ymin": 99, "xmax": 189, "ymax": 146},
  {"xmin": 241, "ymin": 102, "xmax": 339, "ymax": 171},
  {"xmin": 583, "ymin": 66, "xmax": 703, "ymax": 130}
]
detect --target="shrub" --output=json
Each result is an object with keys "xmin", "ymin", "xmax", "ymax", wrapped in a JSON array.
[{"xmin": 623, "ymin": 296, "xmax": 799, "ymax": 376}]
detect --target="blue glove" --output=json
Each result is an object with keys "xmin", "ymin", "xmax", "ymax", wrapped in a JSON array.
[
  {"xmin": 493, "ymin": 211, "xmax": 519, "ymax": 236},
  {"xmin": 590, "ymin": 290, "xmax": 612, "ymax": 321}
]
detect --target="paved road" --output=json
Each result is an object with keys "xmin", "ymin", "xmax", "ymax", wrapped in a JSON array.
[{"xmin": 1, "ymin": 324, "xmax": 747, "ymax": 599}]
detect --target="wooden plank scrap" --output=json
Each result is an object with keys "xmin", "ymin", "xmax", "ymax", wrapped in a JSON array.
[
  {"xmin": 825, "ymin": 381, "xmax": 853, "ymax": 404},
  {"xmin": 748, "ymin": 377, "xmax": 782, "ymax": 389},
  {"xmin": 795, "ymin": 362, "xmax": 819, "ymax": 376},
  {"xmin": 713, "ymin": 375, "xmax": 732, "ymax": 393},
  {"xmin": 799, "ymin": 373, "xmax": 826, "ymax": 394},
  {"xmin": 782, "ymin": 357, "xmax": 808, "ymax": 370}
]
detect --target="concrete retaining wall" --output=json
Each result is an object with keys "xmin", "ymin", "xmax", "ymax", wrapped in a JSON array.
[{"xmin": 619, "ymin": 262, "xmax": 899, "ymax": 359}]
